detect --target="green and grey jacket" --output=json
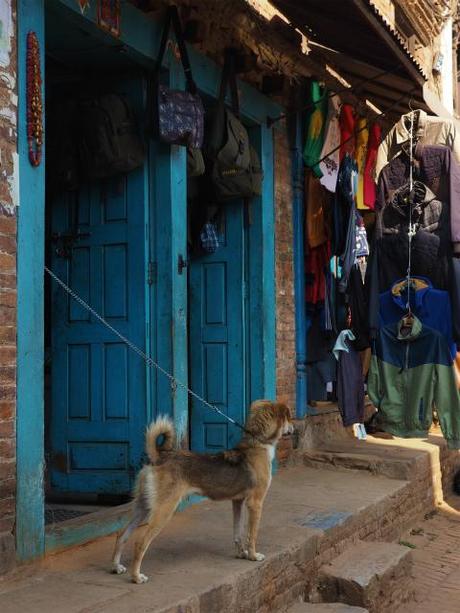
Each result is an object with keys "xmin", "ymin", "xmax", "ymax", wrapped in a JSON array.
[{"xmin": 368, "ymin": 316, "xmax": 460, "ymax": 449}]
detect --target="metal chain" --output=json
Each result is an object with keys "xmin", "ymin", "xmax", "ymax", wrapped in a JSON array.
[{"xmin": 44, "ymin": 266, "xmax": 263, "ymax": 442}]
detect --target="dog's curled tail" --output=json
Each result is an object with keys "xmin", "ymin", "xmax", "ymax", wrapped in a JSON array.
[{"xmin": 145, "ymin": 415, "xmax": 175, "ymax": 464}]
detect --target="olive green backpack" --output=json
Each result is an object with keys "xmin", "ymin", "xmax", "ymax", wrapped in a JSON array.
[{"xmin": 205, "ymin": 52, "xmax": 263, "ymax": 202}]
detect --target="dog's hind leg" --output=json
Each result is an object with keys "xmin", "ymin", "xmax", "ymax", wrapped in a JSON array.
[
  {"xmin": 111, "ymin": 502, "xmax": 146, "ymax": 575},
  {"xmin": 131, "ymin": 494, "xmax": 182, "ymax": 584},
  {"xmin": 233, "ymin": 499, "xmax": 246, "ymax": 558}
]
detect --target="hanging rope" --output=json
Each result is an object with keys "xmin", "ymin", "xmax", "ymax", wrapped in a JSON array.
[
  {"xmin": 405, "ymin": 111, "xmax": 416, "ymax": 313},
  {"xmin": 266, "ymin": 65, "xmax": 395, "ymax": 127}
]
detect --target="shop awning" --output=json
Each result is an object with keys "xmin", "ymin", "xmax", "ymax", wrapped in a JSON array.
[{"xmin": 270, "ymin": 0, "xmax": 450, "ymax": 118}]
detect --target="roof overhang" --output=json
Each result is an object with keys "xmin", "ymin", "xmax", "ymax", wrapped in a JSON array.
[{"xmin": 270, "ymin": 0, "xmax": 451, "ymax": 118}]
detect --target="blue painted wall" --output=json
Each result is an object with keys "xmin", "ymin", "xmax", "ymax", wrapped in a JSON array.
[{"xmin": 17, "ymin": 0, "xmax": 46, "ymax": 560}]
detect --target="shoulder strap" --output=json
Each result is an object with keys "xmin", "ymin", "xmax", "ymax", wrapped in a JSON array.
[
  {"xmin": 155, "ymin": 5, "xmax": 197, "ymax": 94},
  {"xmin": 218, "ymin": 50, "xmax": 240, "ymax": 117}
]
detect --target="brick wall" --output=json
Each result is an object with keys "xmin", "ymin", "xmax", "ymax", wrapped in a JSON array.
[
  {"xmin": 273, "ymin": 122, "xmax": 296, "ymax": 413},
  {"xmin": 0, "ymin": 0, "xmax": 17, "ymax": 574}
]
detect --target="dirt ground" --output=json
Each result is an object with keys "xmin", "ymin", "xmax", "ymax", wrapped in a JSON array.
[{"xmin": 397, "ymin": 495, "xmax": 460, "ymax": 613}]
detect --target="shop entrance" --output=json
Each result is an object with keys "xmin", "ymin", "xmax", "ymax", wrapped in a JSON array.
[
  {"xmin": 188, "ymin": 202, "xmax": 248, "ymax": 452},
  {"xmin": 44, "ymin": 12, "xmax": 149, "ymax": 500}
]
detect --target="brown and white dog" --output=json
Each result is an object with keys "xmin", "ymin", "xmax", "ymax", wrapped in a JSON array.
[{"xmin": 111, "ymin": 399, "xmax": 293, "ymax": 584}]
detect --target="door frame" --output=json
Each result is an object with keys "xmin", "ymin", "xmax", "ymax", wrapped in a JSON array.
[{"xmin": 16, "ymin": 0, "xmax": 281, "ymax": 561}]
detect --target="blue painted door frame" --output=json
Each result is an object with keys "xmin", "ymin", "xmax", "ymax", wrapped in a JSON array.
[{"xmin": 16, "ymin": 0, "xmax": 280, "ymax": 560}]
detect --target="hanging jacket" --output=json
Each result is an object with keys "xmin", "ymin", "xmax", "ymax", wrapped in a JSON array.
[
  {"xmin": 375, "ymin": 109, "xmax": 460, "ymax": 180},
  {"xmin": 379, "ymin": 277, "xmax": 456, "ymax": 358},
  {"xmin": 368, "ymin": 316, "xmax": 460, "ymax": 449},
  {"xmin": 375, "ymin": 181, "xmax": 450, "ymax": 292}
]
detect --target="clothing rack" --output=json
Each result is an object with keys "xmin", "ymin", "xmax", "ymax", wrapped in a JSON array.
[{"xmin": 266, "ymin": 66, "xmax": 397, "ymax": 127}]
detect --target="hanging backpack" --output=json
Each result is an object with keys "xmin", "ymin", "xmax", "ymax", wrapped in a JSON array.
[
  {"xmin": 151, "ymin": 6, "xmax": 204, "ymax": 149},
  {"xmin": 78, "ymin": 93, "xmax": 145, "ymax": 180},
  {"xmin": 205, "ymin": 51, "xmax": 263, "ymax": 203},
  {"xmin": 46, "ymin": 98, "xmax": 80, "ymax": 192}
]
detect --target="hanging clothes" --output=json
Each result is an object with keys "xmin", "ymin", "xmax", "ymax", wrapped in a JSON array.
[
  {"xmin": 363, "ymin": 122, "xmax": 381, "ymax": 209},
  {"xmin": 333, "ymin": 154, "xmax": 357, "ymax": 256},
  {"xmin": 379, "ymin": 277, "xmax": 456, "ymax": 358},
  {"xmin": 347, "ymin": 264, "xmax": 370, "ymax": 351},
  {"xmin": 305, "ymin": 171, "xmax": 328, "ymax": 248},
  {"xmin": 319, "ymin": 93, "xmax": 342, "ymax": 192},
  {"xmin": 303, "ymin": 81, "xmax": 328, "ymax": 177},
  {"xmin": 335, "ymin": 155, "xmax": 358, "ymax": 293},
  {"xmin": 355, "ymin": 117, "xmax": 369, "ymax": 210},
  {"xmin": 368, "ymin": 316, "xmax": 460, "ymax": 449},
  {"xmin": 375, "ymin": 182, "xmax": 450, "ymax": 291},
  {"xmin": 377, "ymin": 144, "xmax": 460, "ymax": 249},
  {"xmin": 305, "ymin": 241, "xmax": 331, "ymax": 305},
  {"xmin": 333, "ymin": 329, "xmax": 365, "ymax": 427},
  {"xmin": 339, "ymin": 104, "xmax": 356, "ymax": 162},
  {"xmin": 375, "ymin": 109, "xmax": 460, "ymax": 180}
]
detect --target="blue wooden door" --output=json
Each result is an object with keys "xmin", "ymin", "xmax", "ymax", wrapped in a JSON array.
[
  {"xmin": 189, "ymin": 203, "xmax": 247, "ymax": 452},
  {"xmin": 49, "ymin": 82, "xmax": 147, "ymax": 495}
]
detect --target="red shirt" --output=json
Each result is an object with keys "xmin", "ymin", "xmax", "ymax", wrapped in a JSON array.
[
  {"xmin": 339, "ymin": 104, "xmax": 356, "ymax": 161},
  {"xmin": 363, "ymin": 122, "xmax": 382, "ymax": 209}
]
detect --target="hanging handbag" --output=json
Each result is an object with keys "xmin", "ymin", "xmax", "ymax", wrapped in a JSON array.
[
  {"xmin": 205, "ymin": 51, "xmax": 263, "ymax": 202},
  {"xmin": 151, "ymin": 6, "xmax": 204, "ymax": 149}
]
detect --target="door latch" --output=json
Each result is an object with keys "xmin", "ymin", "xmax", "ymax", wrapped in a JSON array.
[{"xmin": 177, "ymin": 254, "xmax": 188, "ymax": 275}]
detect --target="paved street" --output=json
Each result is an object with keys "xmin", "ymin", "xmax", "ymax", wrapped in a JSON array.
[{"xmin": 397, "ymin": 496, "xmax": 460, "ymax": 613}]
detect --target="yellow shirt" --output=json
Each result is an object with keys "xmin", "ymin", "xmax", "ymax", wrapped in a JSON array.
[{"xmin": 355, "ymin": 118, "xmax": 369, "ymax": 210}]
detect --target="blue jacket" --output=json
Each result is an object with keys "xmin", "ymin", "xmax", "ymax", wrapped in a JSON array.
[{"xmin": 379, "ymin": 277, "xmax": 456, "ymax": 358}]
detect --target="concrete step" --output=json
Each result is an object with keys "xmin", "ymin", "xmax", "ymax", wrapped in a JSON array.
[
  {"xmin": 288, "ymin": 604, "xmax": 368, "ymax": 613},
  {"xmin": 317, "ymin": 541, "xmax": 414, "ymax": 613}
]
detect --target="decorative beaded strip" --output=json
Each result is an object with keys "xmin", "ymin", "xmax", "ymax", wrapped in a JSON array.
[{"xmin": 26, "ymin": 31, "xmax": 43, "ymax": 167}]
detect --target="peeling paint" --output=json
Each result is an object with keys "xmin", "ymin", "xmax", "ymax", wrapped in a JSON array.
[{"xmin": 0, "ymin": 0, "xmax": 13, "ymax": 67}]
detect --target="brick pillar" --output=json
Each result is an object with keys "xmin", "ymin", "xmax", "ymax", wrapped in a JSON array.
[
  {"xmin": 274, "ymin": 123, "xmax": 296, "ymax": 411},
  {"xmin": 0, "ymin": 0, "xmax": 18, "ymax": 573}
]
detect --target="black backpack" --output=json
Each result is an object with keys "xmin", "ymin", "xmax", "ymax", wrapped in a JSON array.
[
  {"xmin": 46, "ymin": 98, "xmax": 80, "ymax": 192},
  {"xmin": 205, "ymin": 52, "xmax": 263, "ymax": 202},
  {"xmin": 78, "ymin": 93, "xmax": 145, "ymax": 180}
]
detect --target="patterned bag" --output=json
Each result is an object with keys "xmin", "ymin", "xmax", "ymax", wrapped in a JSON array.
[{"xmin": 151, "ymin": 6, "xmax": 204, "ymax": 149}]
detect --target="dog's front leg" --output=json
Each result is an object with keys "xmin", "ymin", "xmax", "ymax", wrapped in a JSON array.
[
  {"xmin": 244, "ymin": 496, "xmax": 265, "ymax": 562},
  {"xmin": 232, "ymin": 499, "xmax": 245, "ymax": 558}
]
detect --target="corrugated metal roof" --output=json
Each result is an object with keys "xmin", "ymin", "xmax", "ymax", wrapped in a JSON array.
[{"xmin": 271, "ymin": 0, "xmax": 428, "ymax": 82}]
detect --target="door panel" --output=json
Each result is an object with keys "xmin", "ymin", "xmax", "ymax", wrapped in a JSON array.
[
  {"xmin": 189, "ymin": 204, "xmax": 246, "ymax": 452},
  {"xmin": 49, "ymin": 83, "xmax": 147, "ymax": 494}
]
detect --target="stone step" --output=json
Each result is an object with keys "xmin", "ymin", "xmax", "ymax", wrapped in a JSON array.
[
  {"xmin": 317, "ymin": 541, "xmax": 414, "ymax": 613},
  {"xmin": 288, "ymin": 604, "xmax": 368, "ymax": 613}
]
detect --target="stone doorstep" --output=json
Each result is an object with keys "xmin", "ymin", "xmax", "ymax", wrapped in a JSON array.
[
  {"xmin": 0, "ymin": 466, "xmax": 417, "ymax": 613},
  {"xmin": 317, "ymin": 541, "xmax": 414, "ymax": 613},
  {"xmin": 288, "ymin": 605, "xmax": 368, "ymax": 613}
]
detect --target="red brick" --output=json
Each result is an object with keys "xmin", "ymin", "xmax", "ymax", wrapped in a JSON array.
[
  {"xmin": 0, "ymin": 477, "xmax": 15, "ymax": 497},
  {"xmin": 0, "ymin": 438, "xmax": 15, "ymax": 459},
  {"xmin": 0, "ymin": 461, "xmax": 15, "ymax": 481},
  {"xmin": 0, "ymin": 402, "xmax": 14, "ymax": 420},
  {"xmin": 0, "ymin": 516, "xmax": 15, "ymax": 534},
  {"xmin": 0, "ymin": 419, "xmax": 14, "ymax": 438},
  {"xmin": 0, "ymin": 366, "xmax": 15, "ymax": 384},
  {"xmin": 0, "ymin": 326, "xmax": 16, "ymax": 343},
  {"xmin": 0, "ymin": 306, "xmax": 15, "ymax": 325},
  {"xmin": 0, "ymin": 216, "xmax": 16, "ymax": 236},
  {"xmin": 0, "ymin": 386, "xmax": 15, "ymax": 401},
  {"xmin": 0, "ymin": 253, "xmax": 15, "ymax": 273},
  {"xmin": 0, "ymin": 235, "xmax": 16, "ymax": 254},
  {"xmin": 0, "ymin": 346, "xmax": 16, "ymax": 363},
  {"xmin": 0, "ymin": 291, "xmax": 16, "ymax": 308},
  {"xmin": 0, "ymin": 497, "xmax": 14, "ymax": 516},
  {"xmin": 0, "ymin": 274, "xmax": 17, "ymax": 290}
]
